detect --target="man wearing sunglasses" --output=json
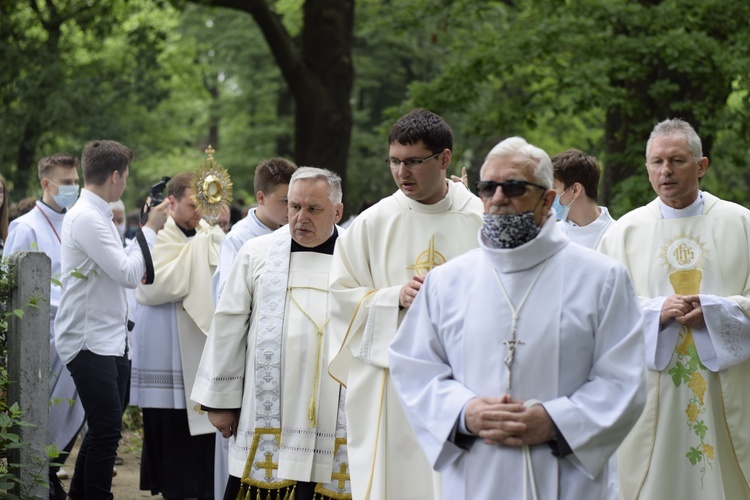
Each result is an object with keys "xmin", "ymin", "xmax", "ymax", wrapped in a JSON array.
[
  {"xmin": 328, "ymin": 108, "xmax": 483, "ymax": 499},
  {"xmin": 390, "ymin": 136, "xmax": 646, "ymax": 499}
]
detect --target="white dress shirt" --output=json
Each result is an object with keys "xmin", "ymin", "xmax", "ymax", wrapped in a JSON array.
[{"xmin": 54, "ymin": 189, "xmax": 157, "ymax": 365}]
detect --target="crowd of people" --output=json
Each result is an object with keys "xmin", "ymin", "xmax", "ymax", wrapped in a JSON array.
[{"xmin": 3, "ymin": 110, "xmax": 749, "ymax": 500}]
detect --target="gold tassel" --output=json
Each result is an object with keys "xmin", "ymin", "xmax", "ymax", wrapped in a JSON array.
[
  {"xmin": 290, "ymin": 484, "xmax": 296, "ymax": 500},
  {"xmin": 256, "ymin": 488, "xmax": 261, "ymax": 500},
  {"xmin": 266, "ymin": 491, "xmax": 272, "ymax": 500},
  {"xmin": 283, "ymin": 486, "xmax": 291, "ymax": 500},
  {"xmin": 276, "ymin": 489, "xmax": 281, "ymax": 500},
  {"xmin": 308, "ymin": 396, "xmax": 317, "ymax": 428}
]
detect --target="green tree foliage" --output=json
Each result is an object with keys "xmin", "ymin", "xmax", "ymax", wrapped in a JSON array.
[{"xmin": 402, "ymin": 0, "xmax": 750, "ymax": 215}]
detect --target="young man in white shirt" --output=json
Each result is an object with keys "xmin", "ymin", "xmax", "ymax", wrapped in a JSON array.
[
  {"xmin": 551, "ymin": 149, "xmax": 615, "ymax": 249},
  {"xmin": 4, "ymin": 153, "xmax": 82, "ymax": 499},
  {"xmin": 54, "ymin": 140, "xmax": 169, "ymax": 500}
]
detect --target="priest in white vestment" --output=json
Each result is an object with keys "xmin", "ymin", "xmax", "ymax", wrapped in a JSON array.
[
  {"xmin": 4, "ymin": 153, "xmax": 84, "ymax": 499},
  {"xmin": 599, "ymin": 118, "xmax": 750, "ymax": 499},
  {"xmin": 328, "ymin": 109, "xmax": 483, "ymax": 500},
  {"xmin": 390, "ymin": 137, "xmax": 646, "ymax": 500},
  {"xmin": 550, "ymin": 149, "xmax": 615, "ymax": 249},
  {"xmin": 131, "ymin": 172, "xmax": 224, "ymax": 498},
  {"xmin": 210, "ymin": 158, "xmax": 297, "ymax": 499},
  {"xmin": 193, "ymin": 168, "xmax": 352, "ymax": 500}
]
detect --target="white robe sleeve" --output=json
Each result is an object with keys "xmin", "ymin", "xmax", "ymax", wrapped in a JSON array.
[
  {"xmin": 642, "ymin": 296, "xmax": 682, "ymax": 371},
  {"xmin": 191, "ymin": 246, "xmax": 255, "ymax": 408},
  {"xmin": 329, "ymin": 220, "xmax": 401, "ymax": 382},
  {"xmin": 542, "ymin": 264, "xmax": 646, "ymax": 479},
  {"xmin": 690, "ymin": 294, "xmax": 750, "ymax": 371},
  {"xmin": 389, "ymin": 273, "xmax": 479, "ymax": 471},
  {"xmin": 639, "ymin": 294, "xmax": 750, "ymax": 372},
  {"xmin": 4, "ymin": 219, "xmax": 38, "ymax": 256}
]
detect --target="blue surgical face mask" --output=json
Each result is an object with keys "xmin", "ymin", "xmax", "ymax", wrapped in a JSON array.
[
  {"xmin": 551, "ymin": 188, "xmax": 574, "ymax": 221},
  {"xmin": 50, "ymin": 181, "xmax": 80, "ymax": 209}
]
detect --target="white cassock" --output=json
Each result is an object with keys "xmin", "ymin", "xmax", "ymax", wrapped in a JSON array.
[
  {"xmin": 193, "ymin": 227, "xmax": 351, "ymax": 498},
  {"xmin": 210, "ymin": 208, "xmax": 274, "ymax": 499},
  {"xmin": 328, "ymin": 181, "xmax": 483, "ymax": 500},
  {"xmin": 557, "ymin": 206, "xmax": 615, "ymax": 249},
  {"xmin": 131, "ymin": 217, "xmax": 223, "ymax": 435},
  {"xmin": 4, "ymin": 201, "xmax": 85, "ymax": 450},
  {"xmin": 390, "ymin": 215, "xmax": 646, "ymax": 500},
  {"xmin": 599, "ymin": 192, "xmax": 750, "ymax": 499}
]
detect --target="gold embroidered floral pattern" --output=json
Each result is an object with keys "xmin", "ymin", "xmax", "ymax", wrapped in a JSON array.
[{"xmin": 669, "ymin": 329, "xmax": 713, "ymax": 484}]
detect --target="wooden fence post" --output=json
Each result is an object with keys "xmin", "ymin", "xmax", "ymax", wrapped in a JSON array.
[{"xmin": 7, "ymin": 251, "xmax": 50, "ymax": 498}]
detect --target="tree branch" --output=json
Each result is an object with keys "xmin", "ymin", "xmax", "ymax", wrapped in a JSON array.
[{"xmin": 196, "ymin": 0, "xmax": 312, "ymax": 98}]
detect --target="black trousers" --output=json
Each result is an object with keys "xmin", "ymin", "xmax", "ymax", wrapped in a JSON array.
[{"xmin": 66, "ymin": 350, "xmax": 130, "ymax": 500}]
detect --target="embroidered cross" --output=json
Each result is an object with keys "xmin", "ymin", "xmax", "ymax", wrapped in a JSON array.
[
  {"xmin": 331, "ymin": 463, "xmax": 350, "ymax": 491},
  {"xmin": 255, "ymin": 451, "xmax": 278, "ymax": 481},
  {"xmin": 407, "ymin": 235, "xmax": 447, "ymax": 277}
]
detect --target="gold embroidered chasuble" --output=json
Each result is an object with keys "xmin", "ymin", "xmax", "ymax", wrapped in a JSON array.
[
  {"xmin": 328, "ymin": 182, "xmax": 483, "ymax": 499},
  {"xmin": 599, "ymin": 193, "xmax": 750, "ymax": 499}
]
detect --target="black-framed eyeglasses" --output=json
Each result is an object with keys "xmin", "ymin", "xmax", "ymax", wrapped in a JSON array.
[
  {"xmin": 385, "ymin": 152, "xmax": 440, "ymax": 168},
  {"xmin": 474, "ymin": 179, "xmax": 547, "ymax": 199}
]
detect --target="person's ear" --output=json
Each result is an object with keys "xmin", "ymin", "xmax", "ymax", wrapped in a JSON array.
[
  {"xmin": 334, "ymin": 203, "xmax": 344, "ymax": 224},
  {"xmin": 439, "ymin": 149, "xmax": 452, "ymax": 171},
  {"xmin": 256, "ymin": 191, "xmax": 266, "ymax": 206},
  {"xmin": 698, "ymin": 157, "xmax": 709, "ymax": 178}
]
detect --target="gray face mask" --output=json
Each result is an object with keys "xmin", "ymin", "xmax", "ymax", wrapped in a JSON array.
[{"xmin": 482, "ymin": 212, "xmax": 541, "ymax": 249}]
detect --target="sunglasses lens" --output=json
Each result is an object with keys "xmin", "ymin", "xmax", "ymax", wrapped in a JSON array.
[
  {"xmin": 475, "ymin": 181, "xmax": 495, "ymax": 198},
  {"xmin": 502, "ymin": 181, "xmax": 526, "ymax": 198}
]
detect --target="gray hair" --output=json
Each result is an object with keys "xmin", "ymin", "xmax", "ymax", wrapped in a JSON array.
[
  {"xmin": 288, "ymin": 167, "xmax": 343, "ymax": 205},
  {"xmin": 480, "ymin": 137, "xmax": 553, "ymax": 188},
  {"xmin": 109, "ymin": 199, "xmax": 125, "ymax": 213},
  {"xmin": 646, "ymin": 118, "xmax": 703, "ymax": 162}
]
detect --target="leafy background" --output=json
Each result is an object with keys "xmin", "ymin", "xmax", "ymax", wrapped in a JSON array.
[{"xmin": 1, "ymin": 0, "xmax": 748, "ymax": 218}]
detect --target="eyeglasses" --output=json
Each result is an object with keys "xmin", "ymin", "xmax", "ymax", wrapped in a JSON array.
[
  {"xmin": 474, "ymin": 179, "xmax": 547, "ymax": 199},
  {"xmin": 385, "ymin": 152, "xmax": 440, "ymax": 169}
]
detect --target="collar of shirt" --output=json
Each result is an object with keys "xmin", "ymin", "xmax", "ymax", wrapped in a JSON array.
[
  {"xmin": 39, "ymin": 198, "xmax": 66, "ymax": 214},
  {"xmin": 658, "ymin": 191, "xmax": 704, "ymax": 220},
  {"xmin": 80, "ymin": 188, "xmax": 114, "ymax": 220},
  {"xmin": 291, "ymin": 226, "xmax": 339, "ymax": 255}
]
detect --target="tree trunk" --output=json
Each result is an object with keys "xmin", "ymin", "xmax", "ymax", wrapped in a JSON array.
[{"xmin": 189, "ymin": 0, "xmax": 354, "ymax": 196}]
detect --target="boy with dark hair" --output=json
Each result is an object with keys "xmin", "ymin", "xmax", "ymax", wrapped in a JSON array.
[
  {"xmin": 55, "ymin": 140, "xmax": 169, "ymax": 500},
  {"xmin": 551, "ymin": 148, "xmax": 615, "ymax": 249}
]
